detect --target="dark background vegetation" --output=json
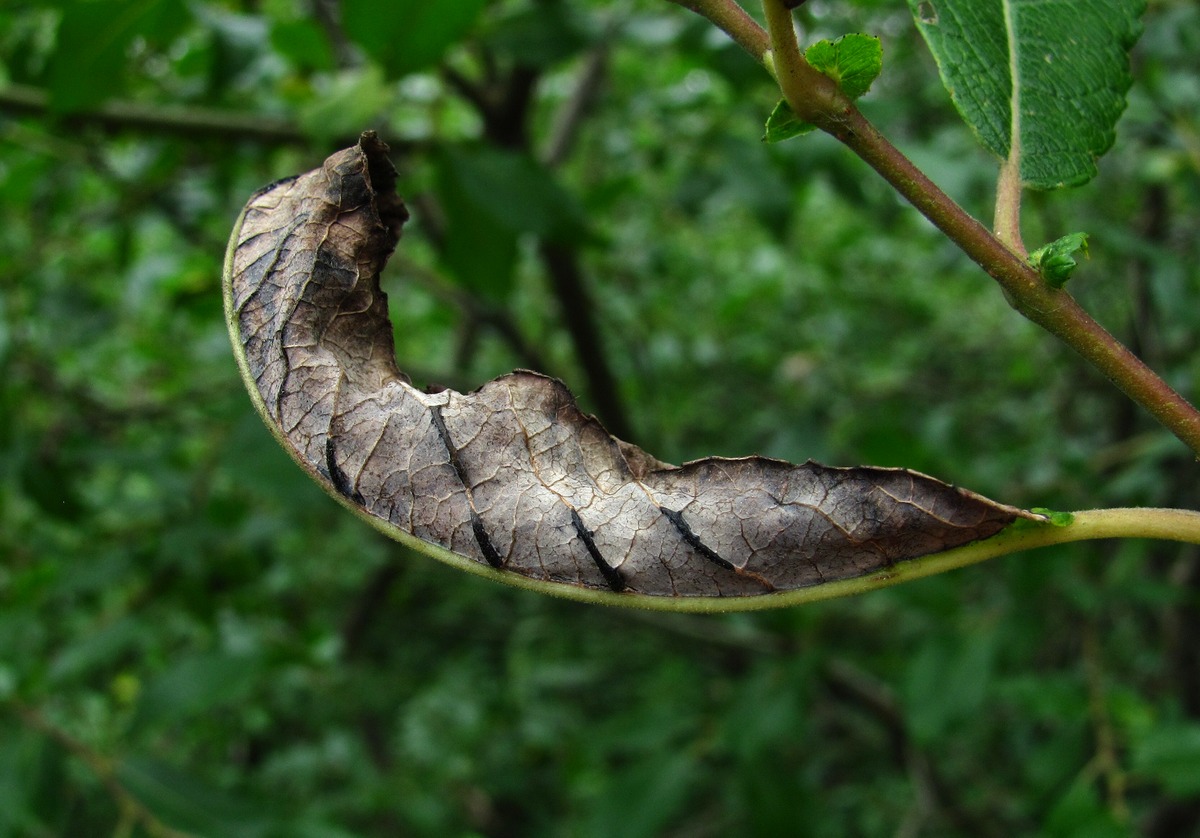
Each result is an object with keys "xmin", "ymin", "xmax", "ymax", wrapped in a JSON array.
[{"xmin": 2, "ymin": 0, "xmax": 1199, "ymax": 835}]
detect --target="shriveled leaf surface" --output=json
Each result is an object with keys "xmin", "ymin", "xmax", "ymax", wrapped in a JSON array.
[
  {"xmin": 908, "ymin": 0, "xmax": 1143, "ymax": 189},
  {"xmin": 223, "ymin": 134, "xmax": 1035, "ymax": 600}
]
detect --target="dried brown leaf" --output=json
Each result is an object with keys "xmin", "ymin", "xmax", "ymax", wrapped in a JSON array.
[{"xmin": 223, "ymin": 133, "xmax": 1038, "ymax": 600}]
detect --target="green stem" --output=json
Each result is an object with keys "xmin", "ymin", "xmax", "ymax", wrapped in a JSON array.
[
  {"xmin": 994, "ymin": 154, "xmax": 1026, "ymax": 255},
  {"xmin": 369, "ymin": 503, "xmax": 1200, "ymax": 613},
  {"xmin": 994, "ymin": 0, "xmax": 1027, "ymax": 255},
  {"xmin": 758, "ymin": 0, "xmax": 1200, "ymax": 457},
  {"xmin": 760, "ymin": 0, "xmax": 849, "ymax": 123},
  {"xmin": 658, "ymin": 507, "xmax": 1200, "ymax": 612}
]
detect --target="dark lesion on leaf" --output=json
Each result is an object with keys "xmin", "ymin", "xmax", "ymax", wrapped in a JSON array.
[
  {"xmin": 661, "ymin": 505, "xmax": 776, "ymax": 592},
  {"xmin": 569, "ymin": 507, "xmax": 627, "ymax": 593},
  {"xmin": 428, "ymin": 404, "xmax": 504, "ymax": 568},
  {"xmin": 227, "ymin": 133, "xmax": 1042, "ymax": 600},
  {"xmin": 325, "ymin": 438, "xmax": 366, "ymax": 505}
]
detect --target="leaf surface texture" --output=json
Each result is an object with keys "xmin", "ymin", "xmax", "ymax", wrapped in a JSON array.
[
  {"xmin": 223, "ymin": 135, "xmax": 1036, "ymax": 600},
  {"xmin": 909, "ymin": 0, "xmax": 1143, "ymax": 188}
]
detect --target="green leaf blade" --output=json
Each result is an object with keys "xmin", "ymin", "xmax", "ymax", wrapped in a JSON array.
[{"xmin": 908, "ymin": 0, "xmax": 1144, "ymax": 189}]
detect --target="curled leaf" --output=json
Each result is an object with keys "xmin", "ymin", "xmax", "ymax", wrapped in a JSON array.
[
  {"xmin": 1030, "ymin": 232, "xmax": 1089, "ymax": 288},
  {"xmin": 223, "ymin": 134, "xmax": 1039, "ymax": 605}
]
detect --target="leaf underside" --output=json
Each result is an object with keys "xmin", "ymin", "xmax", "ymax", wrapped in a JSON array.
[
  {"xmin": 909, "ymin": 0, "xmax": 1144, "ymax": 189},
  {"xmin": 223, "ymin": 134, "xmax": 1038, "ymax": 602}
]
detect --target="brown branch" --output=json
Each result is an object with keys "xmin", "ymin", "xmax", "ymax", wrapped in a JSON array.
[
  {"xmin": 539, "ymin": 242, "xmax": 635, "ymax": 440},
  {"xmin": 664, "ymin": 0, "xmax": 770, "ymax": 62},
  {"xmin": 543, "ymin": 41, "xmax": 611, "ymax": 167},
  {"xmin": 823, "ymin": 661, "xmax": 1003, "ymax": 838},
  {"xmin": 758, "ymin": 0, "xmax": 1200, "ymax": 456},
  {"xmin": 833, "ymin": 108, "xmax": 1200, "ymax": 455},
  {"xmin": 0, "ymin": 83, "xmax": 311, "ymax": 146},
  {"xmin": 445, "ymin": 64, "xmax": 636, "ymax": 439}
]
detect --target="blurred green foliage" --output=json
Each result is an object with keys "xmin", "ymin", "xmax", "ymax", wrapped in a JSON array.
[{"xmin": 2, "ymin": 1, "xmax": 1199, "ymax": 835}]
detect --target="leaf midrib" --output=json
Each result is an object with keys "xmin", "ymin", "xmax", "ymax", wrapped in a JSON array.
[{"xmin": 1002, "ymin": 0, "xmax": 1022, "ymax": 177}]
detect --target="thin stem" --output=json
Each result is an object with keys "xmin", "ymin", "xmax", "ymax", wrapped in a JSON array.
[
  {"xmin": 761, "ymin": 0, "xmax": 847, "ymax": 124},
  {"xmin": 443, "ymin": 64, "xmax": 636, "ymax": 440},
  {"xmin": 833, "ymin": 108, "xmax": 1200, "ymax": 456},
  {"xmin": 539, "ymin": 242, "xmax": 636, "ymax": 440},
  {"xmin": 1082, "ymin": 626, "xmax": 1131, "ymax": 824},
  {"xmin": 543, "ymin": 39, "xmax": 610, "ymax": 167},
  {"xmin": 0, "ymin": 83, "xmax": 311, "ymax": 146},
  {"xmin": 394, "ymin": 256, "xmax": 552, "ymax": 372},
  {"xmin": 994, "ymin": 155, "xmax": 1026, "ymax": 255},
  {"xmin": 757, "ymin": 0, "xmax": 1200, "ymax": 456},
  {"xmin": 664, "ymin": 0, "xmax": 771, "ymax": 63},
  {"xmin": 994, "ymin": 0, "xmax": 1026, "ymax": 255},
  {"xmin": 386, "ymin": 506, "xmax": 1200, "ymax": 613},
  {"xmin": 8, "ymin": 700, "xmax": 190, "ymax": 838}
]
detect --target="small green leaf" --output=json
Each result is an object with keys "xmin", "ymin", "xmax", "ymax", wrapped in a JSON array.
[
  {"xmin": 297, "ymin": 65, "xmax": 393, "ymax": 142},
  {"xmin": 1030, "ymin": 507, "xmax": 1076, "ymax": 527},
  {"xmin": 131, "ymin": 652, "xmax": 262, "ymax": 730},
  {"xmin": 763, "ymin": 34, "xmax": 882, "ymax": 143},
  {"xmin": 270, "ymin": 19, "xmax": 335, "ymax": 72},
  {"xmin": 803, "ymin": 33, "xmax": 882, "ymax": 101},
  {"xmin": 908, "ymin": 0, "xmax": 1144, "ymax": 189},
  {"xmin": 483, "ymin": 4, "xmax": 589, "ymax": 68},
  {"xmin": 1030, "ymin": 233, "xmax": 1089, "ymax": 288}
]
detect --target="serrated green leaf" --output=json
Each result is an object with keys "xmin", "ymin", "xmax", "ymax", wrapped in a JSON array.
[
  {"xmin": 803, "ymin": 33, "xmax": 882, "ymax": 101},
  {"xmin": 908, "ymin": 0, "xmax": 1144, "ymax": 189},
  {"xmin": 763, "ymin": 34, "xmax": 882, "ymax": 143},
  {"xmin": 1030, "ymin": 233, "xmax": 1089, "ymax": 288}
]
